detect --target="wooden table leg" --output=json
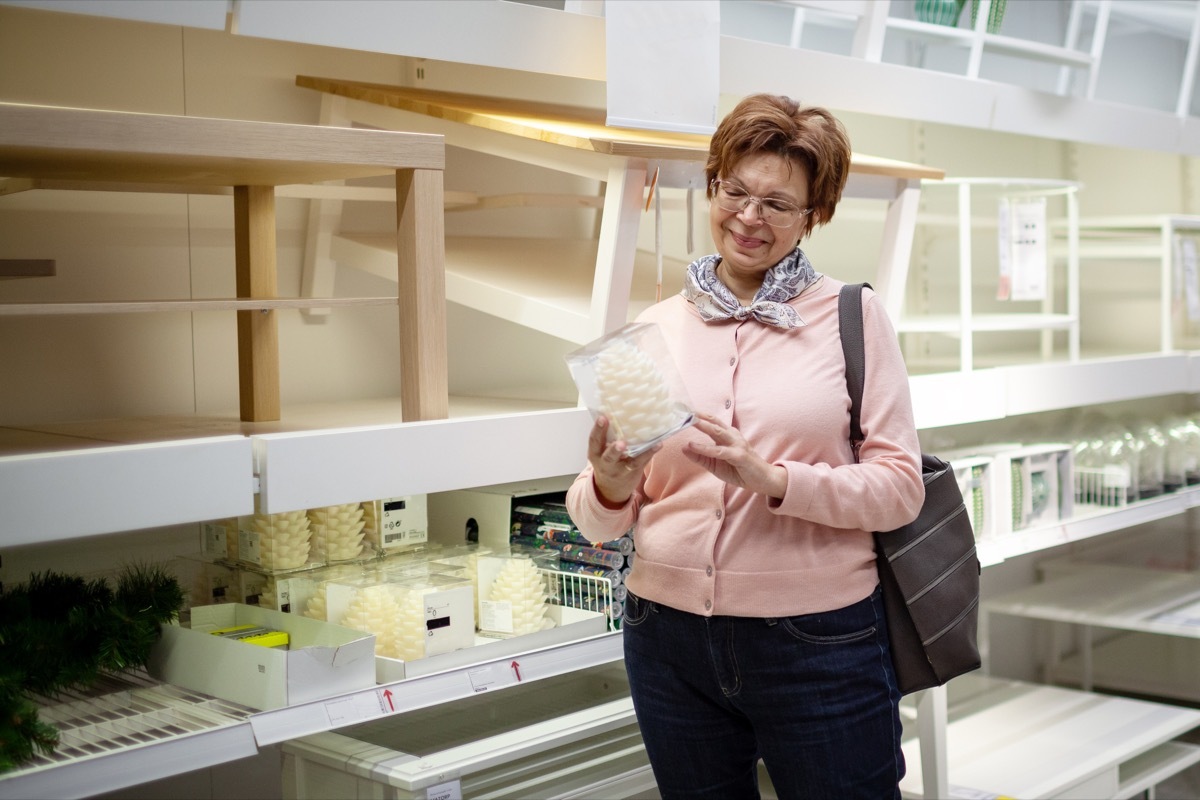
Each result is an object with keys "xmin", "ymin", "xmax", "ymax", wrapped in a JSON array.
[
  {"xmin": 234, "ymin": 185, "xmax": 281, "ymax": 422},
  {"xmin": 396, "ymin": 167, "xmax": 448, "ymax": 422}
]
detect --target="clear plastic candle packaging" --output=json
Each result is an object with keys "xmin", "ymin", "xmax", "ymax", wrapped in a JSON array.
[
  {"xmin": 566, "ymin": 322, "xmax": 695, "ymax": 457},
  {"xmin": 302, "ymin": 563, "xmax": 370, "ymax": 621},
  {"xmin": 477, "ymin": 553, "xmax": 553, "ymax": 638},
  {"xmin": 361, "ymin": 495, "xmax": 429, "ymax": 555},
  {"xmin": 391, "ymin": 573, "xmax": 475, "ymax": 660},
  {"xmin": 334, "ymin": 581, "xmax": 402, "ymax": 659},
  {"xmin": 237, "ymin": 507, "xmax": 312, "ymax": 571},
  {"xmin": 308, "ymin": 503, "xmax": 367, "ymax": 563}
]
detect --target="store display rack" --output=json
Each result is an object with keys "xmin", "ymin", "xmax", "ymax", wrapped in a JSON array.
[
  {"xmin": 4, "ymin": 3, "xmax": 1200, "ymax": 799},
  {"xmin": 1, "ymin": 671, "xmax": 258, "ymax": 800},
  {"xmin": 975, "ymin": 484, "xmax": 1200, "ymax": 567},
  {"xmin": 1072, "ymin": 214, "xmax": 1200, "ymax": 353},
  {"xmin": 741, "ymin": 0, "xmax": 1200, "ymax": 122},
  {"xmin": 981, "ymin": 562, "xmax": 1200, "ymax": 684},
  {"xmin": 897, "ymin": 177, "xmax": 1082, "ymax": 372},
  {"xmin": 898, "ymin": 673, "xmax": 1200, "ymax": 799}
]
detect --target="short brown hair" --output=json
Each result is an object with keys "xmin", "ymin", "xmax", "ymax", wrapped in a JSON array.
[{"xmin": 705, "ymin": 94, "xmax": 851, "ymax": 240}]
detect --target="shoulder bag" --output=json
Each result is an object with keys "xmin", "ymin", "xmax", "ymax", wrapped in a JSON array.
[{"xmin": 839, "ymin": 282, "xmax": 982, "ymax": 695}]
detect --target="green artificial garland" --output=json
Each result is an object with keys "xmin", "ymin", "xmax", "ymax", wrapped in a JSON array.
[{"xmin": 0, "ymin": 563, "xmax": 185, "ymax": 773}]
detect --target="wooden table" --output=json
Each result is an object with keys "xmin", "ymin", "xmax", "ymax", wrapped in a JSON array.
[
  {"xmin": 0, "ymin": 102, "xmax": 447, "ymax": 423},
  {"xmin": 295, "ymin": 77, "xmax": 944, "ymax": 339}
]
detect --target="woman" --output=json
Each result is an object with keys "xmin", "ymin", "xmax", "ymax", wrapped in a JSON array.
[{"xmin": 565, "ymin": 94, "xmax": 925, "ymax": 799}]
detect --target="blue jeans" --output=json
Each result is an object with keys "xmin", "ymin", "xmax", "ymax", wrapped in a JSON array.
[{"xmin": 622, "ymin": 587, "xmax": 903, "ymax": 800}]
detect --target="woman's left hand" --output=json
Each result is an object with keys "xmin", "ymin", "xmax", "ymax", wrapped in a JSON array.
[{"xmin": 683, "ymin": 412, "xmax": 788, "ymax": 499}]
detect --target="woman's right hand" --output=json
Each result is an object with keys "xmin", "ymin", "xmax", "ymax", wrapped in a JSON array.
[{"xmin": 587, "ymin": 415, "xmax": 658, "ymax": 508}]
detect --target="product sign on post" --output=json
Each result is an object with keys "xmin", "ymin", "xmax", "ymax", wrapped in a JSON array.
[
  {"xmin": 997, "ymin": 196, "xmax": 1048, "ymax": 302},
  {"xmin": 1175, "ymin": 235, "xmax": 1200, "ymax": 323}
]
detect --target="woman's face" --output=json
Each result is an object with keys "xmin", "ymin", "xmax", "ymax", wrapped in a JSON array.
[{"xmin": 709, "ymin": 151, "xmax": 810, "ymax": 289}]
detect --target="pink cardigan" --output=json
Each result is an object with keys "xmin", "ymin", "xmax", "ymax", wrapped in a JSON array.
[{"xmin": 566, "ymin": 276, "xmax": 925, "ymax": 618}]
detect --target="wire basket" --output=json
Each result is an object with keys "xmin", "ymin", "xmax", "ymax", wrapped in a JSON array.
[{"xmin": 541, "ymin": 568, "xmax": 618, "ymax": 630}]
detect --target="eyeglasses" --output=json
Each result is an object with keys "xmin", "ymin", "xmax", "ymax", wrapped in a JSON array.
[{"xmin": 710, "ymin": 179, "xmax": 811, "ymax": 228}]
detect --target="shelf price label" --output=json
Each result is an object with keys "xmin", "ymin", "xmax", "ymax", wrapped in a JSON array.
[
  {"xmin": 324, "ymin": 689, "xmax": 392, "ymax": 726},
  {"xmin": 466, "ymin": 663, "xmax": 517, "ymax": 694}
]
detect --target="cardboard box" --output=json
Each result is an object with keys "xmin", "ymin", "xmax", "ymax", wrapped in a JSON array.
[{"xmin": 148, "ymin": 603, "xmax": 376, "ymax": 711}]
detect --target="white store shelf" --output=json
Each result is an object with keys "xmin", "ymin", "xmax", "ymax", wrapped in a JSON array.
[
  {"xmin": 1049, "ymin": 631, "xmax": 1200, "ymax": 705},
  {"xmin": 896, "ymin": 312, "xmax": 1077, "ymax": 334},
  {"xmin": 0, "ymin": 626, "xmax": 625, "ymax": 799},
  {"xmin": 982, "ymin": 562, "xmax": 1200, "ymax": 637},
  {"xmin": 899, "ymin": 674, "xmax": 1200, "ymax": 799},
  {"xmin": 3, "ymin": 355, "xmax": 1195, "ymax": 547},
  {"xmin": 976, "ymin": 485, "xmax": 1200, "ymax": 567},
  {"xmin": 281, "ymin": 662, "xmax": 647, "ymax": 799},
  {"xmin": 249, "ymin": 629, "xmax": 624, "ymax": 747},
  {"xmin": 252, "ymin": 406, "xmax": 591, "ymax": 514},
  {"xmin": 0, "ymin": 435, "xmax": 254, "ymax": 546},
  {"xmin": 0, "ymin": 672, "xmax": 258, "ymax": 800}
]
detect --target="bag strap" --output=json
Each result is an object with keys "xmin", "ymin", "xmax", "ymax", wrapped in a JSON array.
[{"xmin": 838, "ymin": 282, "xmax": 871, "ymax": 461}]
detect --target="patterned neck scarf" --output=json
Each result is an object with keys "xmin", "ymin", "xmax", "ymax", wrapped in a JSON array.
[{"xmin": 681, "ymin": 247, "xmax": 820, "ymax": 329}]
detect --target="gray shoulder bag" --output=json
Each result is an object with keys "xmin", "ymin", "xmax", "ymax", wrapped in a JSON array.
[{"xmin": 839, "ymin": 282, "xmax": 982, "ymax": 695}]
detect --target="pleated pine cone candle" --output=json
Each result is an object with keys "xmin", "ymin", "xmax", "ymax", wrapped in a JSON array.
[
  {"xmin": 391, "ymin": 587, "xmax": 428, "ymax": 662},
  {"xmin": 361, "ymin": 501, "xmax": 381, "ymax": 554},
  {"xmin": 303, "ymin": 582, "xmax": 329, "ymax": 621},
  {"xmin": 339, "ymin": 585, "xmax": 400, "ymax": 659},
  {"xmin": 486, "ymin": 557, "xmax": 552, "ymax": 636},
  {"xmin": 242, "ymin": 508, "xmax": 311, "ymax": 570},
  {"xmin": 308, "ymin": 503, "xmax": 366, "ymax": 562},
  {"xmin": 594, "ymin": 340, "xmax": 682, "ymax": 448},
  {"xmin": 567, "ymin": 323, "xmax": 694, "ymax": 457}
]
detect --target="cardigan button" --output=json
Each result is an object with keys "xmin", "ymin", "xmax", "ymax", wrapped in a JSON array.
[
  {"xmin": 706, "ymin": 566, "xmax": 713, "ymax": 576},
  {"xmin": 705, "ymin": 599, "xmax": 712, "ymax": 610},
  {"xmin": 729, "ymin": 356, "xmax": 735, "ymax": 366},
  {"xmin": 724, "ymin": 399, "xmax": 731, "ymax": 409},
  {"xmin": 715, "ymin": 509, "xmax": 722, "ymax": 520}
]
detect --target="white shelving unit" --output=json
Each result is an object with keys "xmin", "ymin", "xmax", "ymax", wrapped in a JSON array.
[
  {"xmin": 1070, "ymin": 214, "xmax": 1200, "ymax": 353},
  {"xmin": 720, "ymin": 3, "xmax": 1200, "ymax": 157},
  {"xmin": 975, "ymin": 485, "xmax": 1200, "ymax": 567},
  {"xmin": 749, "ymin": 0, "xmax": 1110, "ymax": 91},
  {"xmin": 748, "ymin": 0, "xmax": 1200, "ymax": 119},
  {"xmin": 899, "ymin": 674, "xmax": 1200, "ymax": 799},
  {"xmin": 2, "ymin": 3, "xmax": 1200, "ymax": 799},
  {"xmin": 981, "ymin": 563, "xmax": 1200, "ymax": 687},
  {"xmin": 0, "ymin": 673, "xmax": 259, "ymax": 800},
  {"xmin": 895, "ymin": 177, "xmax": 1082, "ymax": 372}
]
